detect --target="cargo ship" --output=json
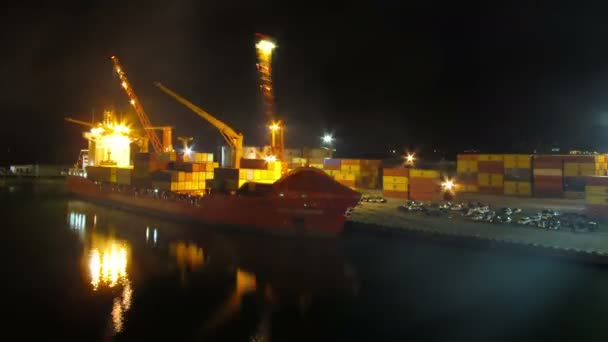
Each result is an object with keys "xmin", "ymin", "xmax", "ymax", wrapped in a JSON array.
[{"xmin": 66, "ymin": 167, "xmax": 361, "ymax": 237}]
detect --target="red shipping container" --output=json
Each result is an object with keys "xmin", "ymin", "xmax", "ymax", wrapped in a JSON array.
[
  {"xmin": 457, "ymin": 154, "xmax": 479, "ymax": 161},
  {"xmin": 383, "ymin": 190, "xmax": 409, "ymax": 199},
  {"xmin": 533, "ymin": 156, "xmax": 563, "ymax": 169},
  {"xmin": 534, "ymin": 175, "xmax": 563, "ymax": 185},
  {"xmin": 383, "ymin": 167, "xmax": 409, "ymax": 177},
  {"xmin": 478, "ymin": 161, "xmax": 504, "ymax": 173}
]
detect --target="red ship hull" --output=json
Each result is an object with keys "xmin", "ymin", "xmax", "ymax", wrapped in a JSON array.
[{"xmin": 66, "ymin": 168, "xmax": 361, "ymax": 237}]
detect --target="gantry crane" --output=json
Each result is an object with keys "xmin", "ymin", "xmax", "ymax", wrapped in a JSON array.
[
  {"xmin": 111, "ymin": 56, "xmax": 172, "ymax": 153},
  {"xmin": 154, "ymin": 82, "xmax": 244, "ymax": 168},
  {"xmin": 255, "ymin": 33, "xmax": 284, "ymax": 160}
]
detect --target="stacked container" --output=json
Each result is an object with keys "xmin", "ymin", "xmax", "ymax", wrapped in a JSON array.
[
  {"xmin": 586, "ymin": 176, "xmax": 608, "ymax": 218},
  {"xmin": 409, "ymin": 169, "xmax": 440, "ymax": 201},
  {"xmin": 477, "ymin": 155, "xmax": 504, "ymax": 195},
  {"xmin": 308, "ymin": 158, "xmax": 324, "ymax": 169},
  {"xmin": 563, "ymin": 155, "xmax": 607, "ymax": 198},
  {"xmin": 382, "ymin": 167, "xmax": 409, "ymax": 199},
  {"xmin": 456, "ymin": 154, "xmax": 479, "ymax": 192},
  {"xmin": 532, "ymin": 155, "xmax": 563, "ymax": 197},
  {"xmin": 503, "ymin": 154, "xmax": 532, "ymax": 196}
]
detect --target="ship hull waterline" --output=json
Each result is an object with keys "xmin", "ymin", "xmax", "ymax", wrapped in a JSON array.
[{"xmin": 66, "ymin": 172, "xmax": 360, "ymax": 237}]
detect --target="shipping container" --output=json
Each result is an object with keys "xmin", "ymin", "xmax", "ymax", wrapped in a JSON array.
[
  {"xmin": 478, "ymin": 161, "xmax": 504, "ymax": 174},
  {"xmin": 383, "ymin": 190, "xmax": 409, "ymax": 199},
  {"xmin": 323, "ymin": 158, "xmax": 341, "ymax": 170},
  {"xmin": 586, "ymin": 177, "xmax": 608, "ymax": 217},
  {"xmin": 504, "ymin": 168, "xmax": 532, "ymax": 182},
  {"xmin": 240, "ymin": 158, "xmax": 268, "ymax": 170},
  {"xmin": 457, "ymin": 154, "xmax": 479, "ymax": 161},
  {"xmin": 383, "ymin": 167, "xmax": 409, "ymax": 177},
  {"xmin": 504, "ymin": 181, "xmax": 532, "ymax": 196},
  {"xmin": 456, "ymin": 160, "xmax": 478, "ymax": 173},
  {"xmin": 533, "ymin": 155, "xmax": 563, "ymax": 169},
  {"xmin": 478, "ymin": 154, "xmax": 504, "ymax": 161},
  {"xmin": 410, "ymin": 169, "xmax": 440, "ymax": 178},
  {"xmin": 563, "ymin": 177, "xmax": 586, "ymax": 192},
  {"xmin": 503, "ymin": 154, "xmax": 532, "ymax": 169}
]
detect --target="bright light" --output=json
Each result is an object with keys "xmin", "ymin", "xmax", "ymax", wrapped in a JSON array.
[
  {"xmin": 91, "ymin": 127, "xmax": 104, "ymax": 135},
  {"xmin": 269, "ymin": 123, "xmax": 280, "ymax": 131},
  {"xmin": 442, "ymin": 178, "xmax": 454, "ymax": 191},
  {"xmin": 184, "ymin": 147, "xmax": 192, "ymax": 154},
  {"xmin": 256, "ymin": 39, "xmax": 276, "ymax": 54},
  {"xmin": 406, "ymin": 153, "xmax": 415, "ymax": 163},
  {"xmin": 264, "ymin": 155, "xmax": 277, "ymax": 162},
  {"xmin": 130, "ymin": 99, "xmax": 135, "ymax": 106},
  {"xmin": 121, "ymin": 81, "xmax": 127, "ymax": 89},
  {"xmin": 89, "ymin": 243, "xmax": 128, "ymax": 290},
  {"xmin": 322, "ymin": 134, "xmax": 333, "ymax": 144}
]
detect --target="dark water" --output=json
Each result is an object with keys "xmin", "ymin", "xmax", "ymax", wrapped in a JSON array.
[{"xmin": 3, "ymin": 179, "xmax": 608, "ymax": 341}]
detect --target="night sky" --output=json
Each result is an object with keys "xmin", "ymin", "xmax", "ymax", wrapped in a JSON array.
[{"xmin": 3, "ymin": 1, "xmax": 608, "ymax": 165}]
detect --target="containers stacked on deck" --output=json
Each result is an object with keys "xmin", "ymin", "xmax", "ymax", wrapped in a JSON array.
[
  {"xmin": 382, "ymin": 167, "xmax": 409, "ymax": 199},
  {"xmin": 532, "ymin": 155, "xmax": 564, "ymax": 197},
  {"xmin": 563, "ymin": 155, "xmax": 607, "ymax": 198},
  {"xmin": 151, "ymin": 155, "xmax": 218, "ymax": 192},
  {"xmin": 456, "ymin": 154, "xmax": 479, "ymax": 192},
  {"xmin": 285, "ymin": 157, "xmax": 381, "ymax": 189},
  {"xmin": 409, "ymin": 169, "xmax": 440, "ymax": 201},
  {"xmin": 85, "ymin": 166, "xmax": 133, "ymax": 185},
  {"xmin": 477, "ymin": 154, "xmax": 504, "ymax": 195},
  {"xmin": 586, "ymin": 176, "xmax": 608, "ymax": 218},
  {"xmin": 238, "ymin": 159, "xmax": 283, "ymax": 185},
  {"xmin": 503, "ymin": 154, "xmax": 532, "ymax": 196}
]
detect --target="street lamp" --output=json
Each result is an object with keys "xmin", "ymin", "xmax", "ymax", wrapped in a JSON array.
[{"xmin": 322, "ymin": 134, "xmax": 333, "ymax": 144}]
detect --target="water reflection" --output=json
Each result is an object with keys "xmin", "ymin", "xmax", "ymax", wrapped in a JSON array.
[
  {"xmin": 67, "ymin": 205, "xmax": 134, "ymax": 335},
  {"xmin": 66, "ymin": 200, "xmax": 358, "ymax": 340}
]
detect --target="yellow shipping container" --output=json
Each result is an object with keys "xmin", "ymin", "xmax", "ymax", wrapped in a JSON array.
[
  {"xmin": 178, "ymin": 172, "xmax": 185, "ymax": 182},
  {"xmin": 254, "ymin": 169, "xmax": 262, "ymax": 180},
  {"xmin": 199, "ymin": 181, "xmax": 205, "ymax": 189},
  {"xmin": 504, "ymin": 181, "xmax": 531, "ymax": 196},
  {"xmin": 310, "ymin": 164, "xmax": 324, "ymax": 169},
  {"xmin": 586, "ymin": 185, "xmax": 608, "ymax": 196},
  {"xmin": 382, "ymin": 176, "xmax": 408, "ymax": 185},
  {"xmin": 490, "ymin": 174, "xmax": 503, "ymax": 187},
  {"xmin": 384, "ymin": 183, "xmax": 407, "ymax": 192},
  {"xmin": 410, "ymin": 169, "xmax": 440, "ymax": 178},
  {"xmin": 478, "ymin": 173, "xmax": 490, "ymax": 186},
  {"xmin": 171, "ymin": 182, "xmax": 179, "ymax": 191},
  {"xmin": 504, "ymin": 155, "xmax": 531, "ymax": 169},
  {"xmin": 586, "ymin": 194, "xmax": 608, "ymax": 205},
  {"xmin": 478, "ymin": 154, "xmax": 504, "ymax": 161},
  {"xmin": 456, "ymin": 160, "xmax": 478, "ymax": 173},
  {"xmin": 205, "ymin": 171, "xmax": 214, "ymax": 180},
  {"xmin": 335, "ymin": 173, "xmax": 355, "ymax": 181},
  {"xmin": 341, "ymin": 164, "xmax": 361, "ymax": 173},
  {"xmin": 459, "ymin": 185, "xmax": 479, "ymax": 192}
]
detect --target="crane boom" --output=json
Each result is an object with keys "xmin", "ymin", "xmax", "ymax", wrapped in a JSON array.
[
  {"xmin": 65, "ymin": 117, "xmax": 95, "ymax": 127},
  {"xmin": 111, "ymin": 56, "xmax": 164, "ymax": 154},
  {"xmin": 154, "ymin": 82, "xmax": 243, "ymax": 168}
]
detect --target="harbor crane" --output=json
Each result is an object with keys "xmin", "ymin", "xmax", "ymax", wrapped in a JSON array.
[
  {"xmin": 154, "ymin": 82, "xmax": 244, "ymax": 168},
  {"xmin": 111, "ymin": 56, "xmax": 173, "ymax": 153},
  {"xmin": 255, "ymin": 33, "xmax": 284, "ymax": 161}
]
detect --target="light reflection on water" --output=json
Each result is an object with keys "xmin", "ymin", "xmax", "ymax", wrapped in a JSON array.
[
  {"xmin": 67, "ymin": 208, "xmax": 133, "ymax": 334},
  {"xmin": 65, "ymin": 200, "xmax": 356, "ymax": 340}
]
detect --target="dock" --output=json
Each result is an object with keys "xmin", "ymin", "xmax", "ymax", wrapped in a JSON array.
[{"xmin": 347, "ymin": 195, "xmax": 608, "ymax": 261}]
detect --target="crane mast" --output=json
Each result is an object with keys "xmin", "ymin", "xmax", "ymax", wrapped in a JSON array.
[
  {"xmin": 110, "ymin": 56, "xmax": 164, "ymax": 153},
  {"xmin": 255, "ymin": 34, "xmax": 284, "ymax": 160},
  {"xmin": 154, "ymin": 82, "xmax": 244, "ymax": 168}
]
